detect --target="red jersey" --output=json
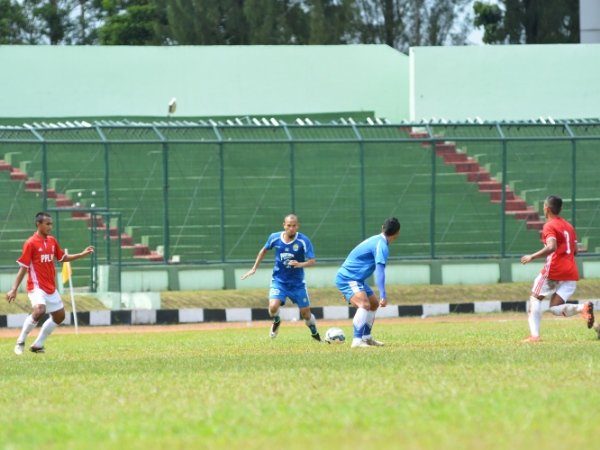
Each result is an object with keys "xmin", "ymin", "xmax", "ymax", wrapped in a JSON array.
[
  {"xmin": 540, "ymin": 216, "xmax": 579, "ymax": 281},
  {"xmin": 17, "ymin": 233, "xmax": 65, "ymax": 294}
]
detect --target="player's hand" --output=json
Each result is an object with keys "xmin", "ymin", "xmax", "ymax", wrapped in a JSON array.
[
  {"xmin": 521, "ymin": 254, "xmax": 533, "ymax": 264},
  {"xmin": 6, "ymin": 288, "xmax": 16, "ymax": 303},
  {"xmin": 240, "ymin": 269, "xmax": 255, "ymax": 280},
  {"xmin": 288, "ymin": 260, "xmax": 299, "ymax": 268},
  {"xmin": 379, "ymin": 298, "xmax": 387, "ymax": 307},
  {"xmin": 83, "ymin": 246, "xmax": 95, "ymax": 255}
]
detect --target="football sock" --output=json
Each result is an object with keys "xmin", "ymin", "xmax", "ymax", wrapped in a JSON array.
[
  {"xmin": 353, "ymin": 307, "xmax": 368, "ymax": 339},
  {"xmin": 304, "ymin": 313, "xmax": 318, "ymax": 335},
  {"xmin": 528, "ymin": 297, "xmax": 542, "ymax": 337},
  {"xmin": 363, "ymin": 310, "xmax": 376, "ymax": 339},
  {"xmin": 32, "ymin": 318, "xmax": 58, "ymax": 348},
  {"xmin": 550, "ymin": 303, "xmax": 581, "ymax": 317},
  {"xmin": 269, "ymin": 307, "xmax": 280, "ymax": 322},
  {"xmin": 17, "ymin": 315, "xmax": 38, "ymax": 344}
]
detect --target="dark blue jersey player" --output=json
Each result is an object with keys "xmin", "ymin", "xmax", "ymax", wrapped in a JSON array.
[{"xmin": 241, "ymin": 214, "xmax": 321, "ymax": 342}]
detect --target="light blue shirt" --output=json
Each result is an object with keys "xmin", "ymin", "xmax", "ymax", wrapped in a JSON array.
[{"xmin": 337, "ymin": 233, "xmax": 389, "ymax": 281}]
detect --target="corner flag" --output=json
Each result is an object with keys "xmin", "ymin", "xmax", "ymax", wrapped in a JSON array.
[
  {"xmin": 62, "ymin": 260, "xmax": 72, "ymax": 285},
  {"xmin": 62, "ymin": 255, "xmax": 78, "ymax": 334}
]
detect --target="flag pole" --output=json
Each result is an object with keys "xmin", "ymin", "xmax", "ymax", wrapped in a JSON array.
[
  {"xmin": 62, "ymin": 252, "xmax": 78, "ymax": 335},
  {"xmin": 68, "ymin": 272, "xmax": 78, "ymax": 334}
]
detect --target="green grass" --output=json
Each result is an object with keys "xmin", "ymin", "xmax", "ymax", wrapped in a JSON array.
[
  {"xmin": 1, "ymin": 317, "xmax": 598, "ymax": 449},
  {"xmin": 2, "ymin": 279, "xmax": 600, "ymax": 314}
]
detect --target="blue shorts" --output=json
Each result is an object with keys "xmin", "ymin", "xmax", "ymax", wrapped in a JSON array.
[
  {"xmin": 335, "ymin": 273, "xmax": 373, "ymax": 303},
  {"xmin": 269, "ymin": 280, "xmax": 311, "ymax": 308}
]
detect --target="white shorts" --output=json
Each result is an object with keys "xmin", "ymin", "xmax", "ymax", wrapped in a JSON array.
[
  {"xmin": 28, "ymin": 289, "xmax": 64, "ymax": 313},
  {"xmin": 531, "ymin": 274, "xmax": 576, "ymax": 301}
]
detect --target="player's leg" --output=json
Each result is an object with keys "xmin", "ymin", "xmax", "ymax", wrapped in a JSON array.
[
  {"xmin": 267, "ymin": 281, "xmax": 286, "ymax": 338},
  {"xmin": 335, "ymin": 274, "xmax": 372, "ymax": 348},
  {"xmin": 31, "ymin": 291, "xmax": 65, "ymax": 353},
  {"xmin": 290, "ymin": 285, "xmax": 321, "ymax": 341},
  {"xmin": 549, "ymin": 282, "xmax": 593, "ymax": 328},
  {"xmin": 363, "ymin": 292, "xmax": 384, "ymax": 346},
  {"xmin": 525, "ymin": 275, "xmax": 553, "ymax": 341},
  {"xmin": 15, "ymin": 290, "xmax": 48, "ymax": 355},
  {"xmin": 268, "ymin": 298, "xmax": 283, "ymax": 338},
  {"xmin": 15, "ymin": 303, "xmax": 45, "ymax": 355},
  {"xmin": 299, "ymin": 306, "xmax": 321, "ymax": 341}
]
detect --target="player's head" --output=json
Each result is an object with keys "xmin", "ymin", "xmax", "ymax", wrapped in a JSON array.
[
  {"xmin": 283, "ymin": 214, "xmax": 299, "ymax": 237},
  {"xmin": 544, "ymin": 195, "xmax": 562, "ymax": 217},
  {"xmin": 382, "ymin": 217, "xmax": 401, "ymax": 238},
  {"xmin": 35, "ymin": 211, "xmax": 52, "ymax": 225},
  {"xmin": 34, "ymin": 212, "xmax": 53, "ymax": 235}
]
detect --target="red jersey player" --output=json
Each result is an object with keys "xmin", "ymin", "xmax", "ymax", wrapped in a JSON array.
[
  {"xmin": 520, "ymin": 195, "xmax": 594, "ymax": 342},
  {"xmin": 5, "ymin": 212, "xmax": 94, "ymax": 355}
]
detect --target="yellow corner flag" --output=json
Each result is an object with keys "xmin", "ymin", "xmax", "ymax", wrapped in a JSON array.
[{"xmin": 62, "ymin": 260, "xmax": 72, "ymax": 285}]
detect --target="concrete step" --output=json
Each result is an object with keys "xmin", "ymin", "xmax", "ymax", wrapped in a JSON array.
[
  {"xmin": 466, "ymin": 170, "xmax": 491, "ymax": 182},
  {"xmin": 443, "ymin": 153, "xmax": 469, "ymax": 163},
  {"xmin": 504, "ymin": 199, "xmax": 528, "ymax": 211},
  {"xmin": 10, "ymin": 169, "xmax": 27, "ymax": 180},
  {"xmin": 435, "ymin": 143, "xmax": 456, "ymax": 155},
  {"xmin": 454, "ymin": 161, "xmax": 481, "ymax": 173},
  {"xmin": 488, "ymin": 190, "xmax": 516, "ymax": 201},
  {"xmin": 526, "ymin": 221, "xmax": 545, "ymax": 230},
  {"xmin": 478, "ymin": 180, "xmax": 503, "ymax": 192},
  {"xmin": 506, "ymin": 209, "xmax": 540, "ymax": 220}
]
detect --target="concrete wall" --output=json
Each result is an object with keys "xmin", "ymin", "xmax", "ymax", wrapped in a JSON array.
[
  {"xmin": 0, "ymin": 45, "xmax": 409, "ymax": 122},
  {"xmin": 54, "ymin": 257, "xmax": 600, "ymax": 293},
  {"xmin": 409, "ymin": 44, "xmax": 600, "ymax": 121}
]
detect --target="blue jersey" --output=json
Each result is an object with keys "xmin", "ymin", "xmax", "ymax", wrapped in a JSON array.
[
  {"xmin": 337, "ymin": 234, "xmax": 390, "ymax": 281},
  {"xmin": 264, "ymin": 232, "xmax": 315, "ymax": 285}
]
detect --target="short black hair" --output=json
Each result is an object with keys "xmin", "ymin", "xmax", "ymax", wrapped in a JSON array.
[
  {"xmin": 545, "ymin": 195, "xmax": 562, "ymax": 215},
  {"xmin": 35, "ymin": 211, "xmax": 52, "ymax": 225},
  {"xmin": 382, "ymin": 217, "xmax": 400, "ymax": 236}
]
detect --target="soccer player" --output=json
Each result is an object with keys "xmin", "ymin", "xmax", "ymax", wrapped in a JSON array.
[
  {"xmin": 335, "ymin": 217, "xmax": 401, "ymax": 348},
  {"xmin": 5, "ymin": 212, "xmax": 94, "ymax": 354},
  {"xmin": 240, "ymin": 214, "xmax": 321, "ymax": 341},
  {"xmin": 520, "ymin": 195, "xmax": 594, "ymax": 342}
]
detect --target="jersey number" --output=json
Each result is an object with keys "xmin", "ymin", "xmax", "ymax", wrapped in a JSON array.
[{"xmin": 564, "ymin": 231, "xmax": 571, "ymax": 254}]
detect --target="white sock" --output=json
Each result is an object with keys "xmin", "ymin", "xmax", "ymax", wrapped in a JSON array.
[
  {"xmin": 32, "ymin": 318, "xmax": 58, "ymax": 348},
  {"xmin": 528, "ymin": 297, "xmax": 542, "ymax": 337},
  {"xmin": 550, "ymin": 304, "xmax": 581, "ymax": 317},
  {"xmin": 363, "ymin": 310, "xmax": 376, "ymax": 340},
  {"xmin": 353, "ymin": 307, "xmax": 368, "ymax": 339},
  {"xmin": 17, "ymin": 315, "xmax": 38, "ymax": 344},
  {"xmin": 304, "ymin": 313, "xmax": 318, "ymax": 335}
]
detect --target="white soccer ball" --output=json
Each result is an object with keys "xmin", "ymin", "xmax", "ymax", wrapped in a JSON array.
[{"xmin": 325, "ymin": 327, "xmax": 346, "ymax": 344}]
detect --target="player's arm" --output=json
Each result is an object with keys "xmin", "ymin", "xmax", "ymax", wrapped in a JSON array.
[
  {"xmin": 521, "ymin": 237, "xmax": 557, "ymax": 264},
  {"xmin": 241, "ymin": 247, "xmax": 268, "ymax": 280},
  {"xmin": 62, "ymin": 246, "xmax": 95, "ymax": 262},
  {"xmin": 6, "ymin": 266, "xmax": 28, "ymax": 303},
  {"xmin": 288, "ymin": 257, "xmax": 315, "ymax": 269},
  {"xmin": 374, "ymin": 263, "xmax": 387, "ymax": 307}
]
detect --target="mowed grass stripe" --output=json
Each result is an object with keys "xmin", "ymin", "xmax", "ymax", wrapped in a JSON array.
[{"xmin": 1, "ymin": 316, "xmax": 599, "ymax": 450}]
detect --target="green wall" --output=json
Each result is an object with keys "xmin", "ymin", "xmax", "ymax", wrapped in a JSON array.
[
  {"xmin": 410, "ymin": 44, "xmax": 600, "ymax": 121},
  {"xmin": 0, "ymin": 45, "xmax": 409, "ymax": 121}
]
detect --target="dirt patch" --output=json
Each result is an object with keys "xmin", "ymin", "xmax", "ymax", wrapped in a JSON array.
[{"xmin": 0, "ymin": 313, "xmax": 526, "ymax": 339}]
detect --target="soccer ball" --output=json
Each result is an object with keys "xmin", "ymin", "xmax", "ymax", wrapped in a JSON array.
[{"xmin": 324, "ymin": 327, "xmax": 346, "ymax": 344}]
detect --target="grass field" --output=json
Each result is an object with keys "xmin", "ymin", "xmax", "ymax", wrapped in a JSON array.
[
  {"xmin": 2, "ymin": 279, "xmax": 600, "ymax": 314},
  {"xmin": 1, "ymin": 315, "xmax": 598, "ymax": 450}
]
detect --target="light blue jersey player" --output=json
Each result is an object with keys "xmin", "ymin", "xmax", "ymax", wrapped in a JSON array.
[
  {"xmin": 241, "ymin": 214, "xmax": 321, "ymax": 342},
  {"xmin": 336, "ymin": 217, "xmax": 401, "ymax": 348}
]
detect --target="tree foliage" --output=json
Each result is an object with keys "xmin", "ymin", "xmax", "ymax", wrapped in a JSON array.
[
  {"xmin": 474, "ymin": 0, "xmax": 579, "ymax": 44},
  {"xmin": 0, "ymin": 0, "xmax": 474, "ymax": 49}
]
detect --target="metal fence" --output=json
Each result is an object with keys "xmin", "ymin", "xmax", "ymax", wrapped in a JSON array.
[{"xmin": 1, "ymin": 118, "xmax": 599, "ymax": 271}]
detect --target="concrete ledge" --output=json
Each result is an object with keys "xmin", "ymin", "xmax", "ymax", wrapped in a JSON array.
[{"xmin": 4, "ymin": 299, "xmax": 598, "ymax": 328}]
